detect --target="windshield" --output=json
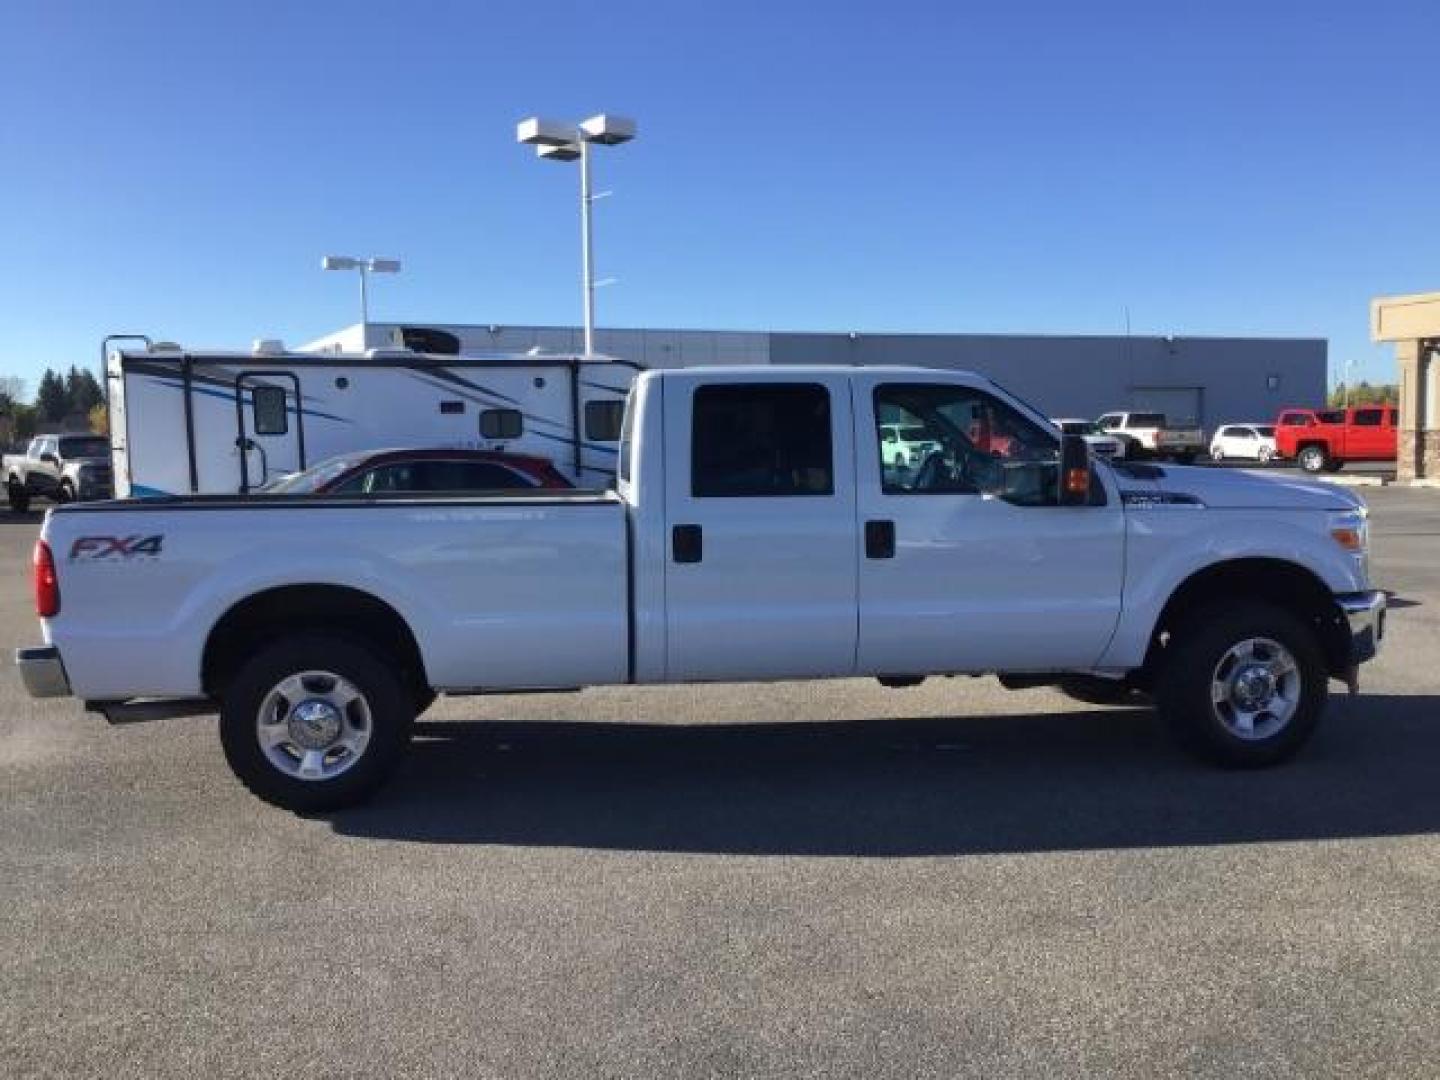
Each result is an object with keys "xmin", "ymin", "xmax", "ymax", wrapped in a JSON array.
[
  {"xmin": 1058, "ymin": 421, "xmax": 1098, "ymax": 435},
  {"xmin": 58, "ymin": 436, "xmax": 109, "ymax": 459},
  {"xmin": 1129, "ymin": 413, "xmax": 1166, "ymax": 427},
  {"xmin": 266, "ymin": 454, "xmax": 364, "ymax": 494}
]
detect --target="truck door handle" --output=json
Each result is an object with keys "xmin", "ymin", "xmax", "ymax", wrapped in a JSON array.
[
  {"xmin": 672, "ymin": 524, "xmax": 703, "ymax": 564},
  {"xmin": 865, "ymin": 519, "xmax": 895, "ymax": 559}
]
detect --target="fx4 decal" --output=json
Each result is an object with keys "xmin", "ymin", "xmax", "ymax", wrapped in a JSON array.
[{"xmin": 69, "ymin": 535, "xmax": 165, "ymax": 561}]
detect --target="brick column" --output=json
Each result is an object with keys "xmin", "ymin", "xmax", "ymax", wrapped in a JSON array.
[
  {"xmin": 1396, "ymin": 340, "xmax": 1420, "ymax": 481},
  {"xmin": 1422, "ymin": 343, "xmax": 1440, "ymax": 481}
]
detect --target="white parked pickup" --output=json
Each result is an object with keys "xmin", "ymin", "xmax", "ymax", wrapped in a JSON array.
[
  {"xmin": 18, "ymin": 366, "xmax": 1385, "ymax": 811},
  {"xmin": 1097, "ymin": 411, "xmax": 1207, "ymax": 463}
]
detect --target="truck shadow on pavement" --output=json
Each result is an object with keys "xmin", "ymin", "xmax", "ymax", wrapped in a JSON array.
[{"xmin": 327, "ymin": 693, "xmax": 1440, "ymax": 856}]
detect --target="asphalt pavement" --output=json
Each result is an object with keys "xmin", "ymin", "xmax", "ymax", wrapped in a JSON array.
[{"xmin": 2, "ymin": 488, "xmax": 1437, "ymax": 1078}]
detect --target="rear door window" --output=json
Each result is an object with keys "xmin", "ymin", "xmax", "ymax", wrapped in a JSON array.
[
  {"xmin": 691, "ymin": 383, "xmax": 833, "ymax": 497},
  {"xmin": 1353, "ymin": 408, "xmax": 1382, "ymax": 427}
]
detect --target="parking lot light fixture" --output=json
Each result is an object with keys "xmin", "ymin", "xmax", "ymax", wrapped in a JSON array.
[
  {"xmin": 516, "ymin": 113, "xmax": 637, "ymax": 356},
  {"xmin": 323, "ymin": 255, "xmax": 402, "ymax": 349}
]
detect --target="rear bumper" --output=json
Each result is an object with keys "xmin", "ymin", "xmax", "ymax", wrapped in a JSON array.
[
  {"xmin": 16, "ymin": 645, "xmax": 72, "ymax": 699},
  {"xmin": 1336, "ymin": 590, "xmax": 1386, "ymax": 666}
]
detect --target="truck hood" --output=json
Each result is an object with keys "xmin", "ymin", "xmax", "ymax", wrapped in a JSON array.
[{"xmin": 1110, "ymin": 462, "xmax": 1364, "ymax": 512}]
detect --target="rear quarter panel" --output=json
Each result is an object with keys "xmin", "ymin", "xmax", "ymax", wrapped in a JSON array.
[{"xmin": 41, "ymin": 499, "xmax": 629, "ymax": 699}]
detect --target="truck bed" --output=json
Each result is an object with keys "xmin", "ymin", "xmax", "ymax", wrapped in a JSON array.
[{"xmin": 41, "ymin": 490, "xmax": 629, "ymax": 700}]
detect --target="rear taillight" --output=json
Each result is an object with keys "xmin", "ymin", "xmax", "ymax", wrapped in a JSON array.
[{"xmin": 34, "ymin": 539, "xmax": 59, "ymax": 618}]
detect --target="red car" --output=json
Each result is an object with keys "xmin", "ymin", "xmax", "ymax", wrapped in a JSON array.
[
  {"xmin": 1273, "ymin": 406, "xmax": 1397, "ymax": 474},
  {"xmin": 267, "ymin": 448, "xmax": 572, "ymax": 495}
]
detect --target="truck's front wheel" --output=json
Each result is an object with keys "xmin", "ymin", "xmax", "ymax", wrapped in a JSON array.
[
  {"xmin": 1158, "ymin": 603, "xmax": 1326, "ymax": 767},
  {"xmin": 219, "ymin": 634, "xmax": 414, "ymax": 812},
  {"xmin": 1297, "ymin": 445, "xmax": 1329, "ymax": 473}
]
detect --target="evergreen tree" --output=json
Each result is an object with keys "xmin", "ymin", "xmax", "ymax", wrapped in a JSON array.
[
  {"xmin": 65, "ymin": 366, "xmax": 104, "ymax": 415},
  {"xmin": 35, "ymin": 369, "xmax": 69, "ymax": 423}
]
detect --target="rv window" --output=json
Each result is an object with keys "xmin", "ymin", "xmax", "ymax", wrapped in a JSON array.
[
  {"xmin": 479, "ymin": 409, "xmax": 523, "ymax": 440},
  {"xmin": 439, "ymin": 400, "xmax": 465, "ymax": 415},
  {"xmin": 584, "ymin": 400, "xmax": 626, "ymax": 442},
  {"xmin": 252, "ymin": 385, "xmax": 288, "ymax": 436}
]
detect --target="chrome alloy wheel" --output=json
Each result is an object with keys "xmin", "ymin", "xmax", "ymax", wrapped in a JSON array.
[
  {"xmin": 1210, "ymin": 637, "xmax": 1301, "ymax": 741},
  {"xmin": 256, "ymin": 670, "xmax": 372, "ymax": 781}
]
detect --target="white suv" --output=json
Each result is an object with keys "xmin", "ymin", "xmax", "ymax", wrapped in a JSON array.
[
  {"xmin": 879, "ymin": 423, "xmax": 939, "ymax": 468},
  {"xmin": 1210, "ymin": 423, "xmax": 1279, "ymax": 463}
]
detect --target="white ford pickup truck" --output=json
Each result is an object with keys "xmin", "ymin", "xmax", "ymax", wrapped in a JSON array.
[{"xmin": 18, "ymin": 366, "xmax": 1385, "ymax": 811}]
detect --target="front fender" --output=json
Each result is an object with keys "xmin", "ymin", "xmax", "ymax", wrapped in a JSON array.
[{"xmin": 1098, "ymin": 509, "xmax": 1367, "ymax": 670}]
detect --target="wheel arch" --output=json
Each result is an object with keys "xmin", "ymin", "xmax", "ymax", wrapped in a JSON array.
[
  {"xmin": 202, "ymin": 583, "xmax": 428, "ymax": 699},
  {"xmin": 1143, "ymin": 557, "xmax": 1350, "ymax": 680}
]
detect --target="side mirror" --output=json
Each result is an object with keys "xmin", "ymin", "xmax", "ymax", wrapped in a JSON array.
[{"xmin": 1058, "ymin": 434, "xmax": 1091, "ymax": 506}]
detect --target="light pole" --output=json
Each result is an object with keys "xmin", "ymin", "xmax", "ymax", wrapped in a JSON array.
[
  {"xmin": 322, "ymin": 255, "xmax": 401, "ymax": 349},
  {"xmin": 516, "ymin": 114, "xmax": 636, "ymax": 356}
]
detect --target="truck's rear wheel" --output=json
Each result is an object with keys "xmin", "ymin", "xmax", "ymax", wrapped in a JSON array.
[
  {"xmin": 219, "ymin": 634, "xmax": 414, "ymax": 812},
  {"xmin": 8, "ymin": 481, "xmax": 29, "ymax": 512},
  {"xmin": 1158, "ymin": 602, "xmax": 1326, "ymax": 767},
  {"xmin": 1297, "ymin": 445, "xmax": 1328, "ymax": 473}
]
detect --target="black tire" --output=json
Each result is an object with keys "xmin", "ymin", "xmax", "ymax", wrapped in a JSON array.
[
  {"xmin": 1210, "ymin": 446, "xmax": 1224, "ymax": 462},
  {"xmin": 413, "ymin": 687, "xmax": 439, "ymax": 716},
  {"xmin": 1157, "ymin": 601, "xmax": 1327, "ymax": 768},
  {"xmin": 8, "ymin": 481, "xmax": 29, "ymax": 513},
  {"xmin": 1323, "ymin": 460, "xmax": 1344, "ymax": 474},
  {"xmin": 219, "ymin": 633, "xmax": 414, "ymax": 812},
  {"xmin": 1297, "ymin": 445, "xmax": 1328, "ymax": 474},
  {"xmin": 1057, "ymin": 675, "xmax": 1152, "ymax": 708},
  {"xmin": 1173, "ymin": 452, "xmax": 1196, "ymax": 465}
]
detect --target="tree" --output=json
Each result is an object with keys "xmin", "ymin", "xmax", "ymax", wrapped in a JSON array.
[
  {"xmin": 0, "ymin": 376, "xmax": 24, "ymax": 410},
  {"xmin": 66, "ymin": 366, "xmax": 104, "ymax": 415},
  {"xmin": 35, "ymin": 369, "xmax": 69, "ymax": 423},
  {"xmin": 1328, "ymin": 381, "xmax": 1398, "ymax": 408},
  {"xmin": 88, "ymin": 403, "xmax": 109, "ymax": 436},
  {"xmin": 11, "ymin": 404, "xmax": 37, "ymax": 441}
]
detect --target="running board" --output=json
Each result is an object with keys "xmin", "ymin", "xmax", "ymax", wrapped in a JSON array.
[{"xmin": 86, "ymin": 698, "xmax": 217, "ymax": 724}]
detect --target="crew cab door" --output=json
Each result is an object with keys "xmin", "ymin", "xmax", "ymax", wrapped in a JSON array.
[
  {"xmin": 662, "ymin": 373, "xmax": 858, "ymax": 681},
  {"xmin": 852, "ymin": 375, "xmax": 1125, "ymax": 674},
  {"xmin": 1349, "ymin": 406, "xmax": 1388, "ymax": 459},
  {"xmin": 234, "ymin": 373, "xmax": 306, "ymax": 491}
]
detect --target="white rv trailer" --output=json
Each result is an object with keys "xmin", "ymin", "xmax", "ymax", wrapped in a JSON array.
[{"xmin": 104, "ymin": 342, "xmax": 640, "ymax": 497}]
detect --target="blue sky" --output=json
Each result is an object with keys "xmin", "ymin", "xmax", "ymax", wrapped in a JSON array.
[{"xmin": 2, "ymin": 0, "xmax": 1436, "ymax": 394}]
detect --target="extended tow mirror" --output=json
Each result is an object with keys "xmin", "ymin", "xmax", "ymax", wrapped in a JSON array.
[{"xmin": 1059, "ymin": 434, "xmax": 1091, "ymax": 506}]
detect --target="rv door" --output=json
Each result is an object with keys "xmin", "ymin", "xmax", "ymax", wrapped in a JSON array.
[{"xmin": 234, "ymin": 372, "xmax": 306, "ymax": 492}]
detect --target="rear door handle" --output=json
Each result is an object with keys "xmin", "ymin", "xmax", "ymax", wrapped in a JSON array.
[
  {"xmin": 865, "ymin": 519, "xmax": 895, "ymax": 559},
  {"xmin": 672, "ymin": 524, "xmax": 703, "ymax": 564}
]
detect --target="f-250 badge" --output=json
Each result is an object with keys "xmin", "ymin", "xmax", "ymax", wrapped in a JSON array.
[{"xmin": 69, "ymin": 535, "xmax": 164, "ymax": 561}]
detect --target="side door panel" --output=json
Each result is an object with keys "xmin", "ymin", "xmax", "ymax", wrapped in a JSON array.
[
  {"xmin": 853, "ymin": 375, "xmax": 1126, "ymax": 674},
  {"xmin": 662, "ymin": 375, "xmax": 858, "ymax": 682}
]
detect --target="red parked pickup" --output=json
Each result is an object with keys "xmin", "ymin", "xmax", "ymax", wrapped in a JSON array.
[{"xmin": 1274, "ymin": 406, "xmax": 1397, "ymax": 474}]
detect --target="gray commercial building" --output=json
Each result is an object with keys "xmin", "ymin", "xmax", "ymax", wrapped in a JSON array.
[{"xmin": 304, "ymin": 322, "xmax": 1327, "ymax": 430}]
